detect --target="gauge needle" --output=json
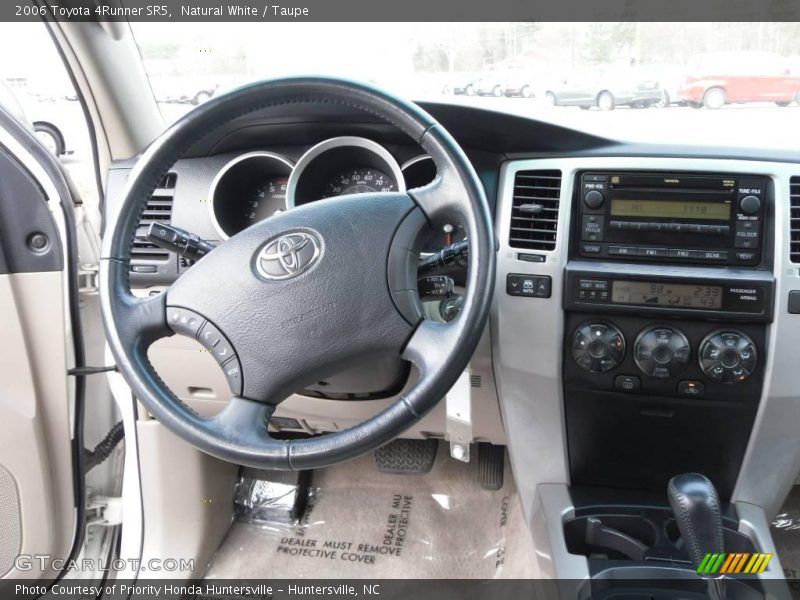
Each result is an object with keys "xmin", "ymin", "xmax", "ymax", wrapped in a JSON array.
[{"xmin": 443, "ymin": 223, "xmax": 453, "ymax": 246}]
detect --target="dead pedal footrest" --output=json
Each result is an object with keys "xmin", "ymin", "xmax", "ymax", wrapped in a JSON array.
[
  {"xmin": 374, "ymin": 439, "xmax": 438, "ymax": 474},
  {"xmin": 478, "ymin": 442, "xmax": 505, "ymax": 490}
]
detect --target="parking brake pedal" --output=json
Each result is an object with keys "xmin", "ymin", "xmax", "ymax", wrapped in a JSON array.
[
  {"xmin": 374, "ymin": 439, "xmax": 438, "ymax": 474},
  {"xmin": 477, "ymin": 442, "xmax": 505, "ymax": 490}
]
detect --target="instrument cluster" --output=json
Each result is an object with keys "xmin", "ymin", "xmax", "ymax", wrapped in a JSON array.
[{"xmin": 209, "ymin": 136, "xmax": 444, "ymax": 241}]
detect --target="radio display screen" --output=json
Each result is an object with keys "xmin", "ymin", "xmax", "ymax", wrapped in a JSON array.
[
  {"xmin": 610, "ymin": 199, "xmax": 731, "ymax": 220},
  {"xmin": 611, "ymin": 280, "xmax": 723, "ymax": 309}
]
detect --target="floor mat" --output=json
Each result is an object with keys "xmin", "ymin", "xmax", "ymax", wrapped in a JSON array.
[{"xmin": 204, "ymin": 444, "xmax": 540, "ymax": 579}]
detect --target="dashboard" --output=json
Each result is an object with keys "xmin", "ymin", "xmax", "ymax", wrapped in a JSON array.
[
  {"xmin": 207, "ymin": 137, "xmax": 440, "ymax": 241},
  {"xmin": 106, "ymin": 101, "xmax": 800, "ymax": 521}
]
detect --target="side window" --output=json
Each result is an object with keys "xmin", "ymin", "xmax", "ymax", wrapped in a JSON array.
[{"xmin": 0, "ymin": 22, "xmax": 98, "ymax": 212}]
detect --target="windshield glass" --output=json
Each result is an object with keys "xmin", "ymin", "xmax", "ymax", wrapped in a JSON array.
[{"xmin": 115, "ymin": 23, "xmax": 800, "ymax": 150}]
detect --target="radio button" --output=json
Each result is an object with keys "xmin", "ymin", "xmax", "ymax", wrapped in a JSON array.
[
  {"xmin": 640, "ymin": 247, "xmax": 667, "ymax": 258},
  {"xmin": 736, "ymin": 251, "xmax": 758, "ymax": 262},
  {"xmin": 739, "ymin": 195, "xmax": 762, "ymax": 215},
  {"xmin": 735, "ymin": 220, "xmax": 760, "ymax": 248},
  {"xmin": 581, "ymin": 215, "xmax": 604, "ymax": 242},
  {"xmin": 608, "ymin": 245, "xmax": 637, "ymax": 256},
  {"xmin": 668, "ymin": 248, "xmax": 697, "ymax": 259},
  {"xmin": 583, "ymin": 189, "xmax": 605, "ymax": 209},
  {"xmin": 699, "ymin": 250, "xmax": 728, "ymax": 261},
  {"xmin": 581, "ymin": 244, "xmax": 602, "ymax": 254}
]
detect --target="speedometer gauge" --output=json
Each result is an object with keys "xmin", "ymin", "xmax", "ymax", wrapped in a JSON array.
[{"xmin": 321, "ymin": 168, "xmax": 397, "ymax": 198}]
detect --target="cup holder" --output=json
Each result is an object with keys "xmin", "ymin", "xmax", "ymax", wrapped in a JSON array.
[
  {"xmin": 565, "ymin": 510, "xmax": 759, "ymax": 565},
  {"xmin": 664, "ymin": 518, "xmax": 682, "ymax": 546},
  {"xmin": 565, "ymin": 515, "xmax": 659, "ymax": 561}
]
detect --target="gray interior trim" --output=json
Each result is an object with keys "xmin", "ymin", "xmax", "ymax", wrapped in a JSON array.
[{"xmin": 493, "ymin": 156, "xmax": 800, "ymax": 556}]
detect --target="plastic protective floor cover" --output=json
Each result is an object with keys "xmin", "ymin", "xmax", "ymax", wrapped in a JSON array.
[
  {"xmin": 204, "ymin": 445, "xmax": 540, "ymax": 579},
  {"xmin": 771, "ymin": 484, "xmax": 800, "ymax": 580}
]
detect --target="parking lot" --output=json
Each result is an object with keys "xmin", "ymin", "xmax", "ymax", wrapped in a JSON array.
[{"xmin": 445, "ymin": 96, "xmax": 800, "ymax": 151}]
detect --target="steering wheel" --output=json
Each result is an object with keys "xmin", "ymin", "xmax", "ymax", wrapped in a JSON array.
[{"xmin": 100, "ymin": 77, "xmax": 495, "ymax": 470}]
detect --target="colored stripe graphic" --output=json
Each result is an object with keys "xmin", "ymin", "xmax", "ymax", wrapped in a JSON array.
[{"xmin": 697, "ymin": 553, "xmax": 773, "ymax": 574}]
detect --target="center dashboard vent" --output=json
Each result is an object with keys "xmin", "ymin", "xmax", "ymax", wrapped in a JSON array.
[
  {"xmin": 131, "ymin": 173, "xmax": 177, "ymax": 262},
  {"xmin": 509, "ymin": 169, "xmax": 562, "ymax": 251},
  {"xmin": 791, "ymin": 176, "xmax": 800, "ymax": 263}
]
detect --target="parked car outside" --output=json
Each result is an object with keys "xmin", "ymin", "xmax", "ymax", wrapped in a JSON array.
[
  {"xmin": 678, "ymin": 51, "xmax": 800, "ymax": 109},
  {"xmin": 474, "ymin": 73, "xmax": 506, "ymax": 97},
  {"xmin": 543, "ymin": 69, "xmax": 663, "ymax": 110},
  {"xmin": 638, "ymin": 65, "xmax": 687, "ymax": 107},
  {"xmin": 502, "ymin": 65, "xmax": 537, "ymax": 98},
  {"xmin": 452, "ymin": 73, "xmax": 480, "ymax": 96}
]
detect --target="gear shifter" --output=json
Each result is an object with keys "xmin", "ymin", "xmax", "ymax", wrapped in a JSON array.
[{"xmin": 667, "ymin": 473, "xmax": 724, "ymax": 569}]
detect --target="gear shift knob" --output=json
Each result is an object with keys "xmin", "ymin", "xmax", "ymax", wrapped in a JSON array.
[{"xmin": 667, "ymin": 473, "xmax": 724, "ymax": 568}]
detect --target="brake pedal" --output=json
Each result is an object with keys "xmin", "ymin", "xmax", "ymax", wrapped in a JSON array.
[
  {"xmin": 374, "ymin": 439, "xmax": 438, "ymax": 474},
  {"xmin": 478, "ymin": 442, "xmax": 505, "ymax": 490}
]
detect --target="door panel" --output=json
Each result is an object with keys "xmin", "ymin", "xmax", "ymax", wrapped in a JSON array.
[
  {"xmin": 0, "ymin": 273, "xmax": 75, "ymax": 578},
  {"xmin": 0, "ymin": 119, "xmax": 77, "ymax": 579}
]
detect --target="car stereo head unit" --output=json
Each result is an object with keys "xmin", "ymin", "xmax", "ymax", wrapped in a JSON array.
[{"xmin": 577, "ymin": 172, "xmax": 766, "ymax": 266}]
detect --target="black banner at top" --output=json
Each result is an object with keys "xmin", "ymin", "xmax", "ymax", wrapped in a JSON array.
[{"xmin": 7, "ymin": 0, "xmax": 800, "ymax": 22}]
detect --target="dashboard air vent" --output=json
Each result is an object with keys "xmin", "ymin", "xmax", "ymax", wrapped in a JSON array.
[
  {"xmin": 791, "ymin": 176, "xmax": 800, "ymax": 263},
  {"xmin": 131, "ymin": 173, "xmax": 177, "ymax": 263},
  {"xmin": 509, "ymin": 169, "xmax": 562, "ymax": 250}
]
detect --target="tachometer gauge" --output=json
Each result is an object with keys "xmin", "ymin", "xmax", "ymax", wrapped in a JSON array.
[
  {"xmin": 247, "ymin": 177, "xmax": 288, "ymax": 223},
  {"xmin": 209, "ymin": 151, "xmax": 294, "ymax": 239},
  {"xmin": 321, "ymin": 167, "xmax": 397, "ymax": 198}
]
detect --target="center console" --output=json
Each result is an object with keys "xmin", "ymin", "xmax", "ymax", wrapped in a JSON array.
[
  {"xmin": 494, "ymin": 158, "xmax": 794, "ymax": 597},
  {"xmin": 563, "ymin": 171, "xmax": 775, "ymax": 499}
]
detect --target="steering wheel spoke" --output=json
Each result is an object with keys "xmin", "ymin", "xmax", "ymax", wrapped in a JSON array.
[
  {"xmin": 101, "ymin": 259, "xmax": 173, "ymax": 353},
  {"xmin": 210, "ymin": 395, "xmax": 276, "ymax": 438},
  {"xmin": 402, "ymin": 318, "xmax": 462, "ymax": 377}
]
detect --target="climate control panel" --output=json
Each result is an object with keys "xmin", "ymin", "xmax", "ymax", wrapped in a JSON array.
[
  {"xmin": 564, "ymin": 314, "xmax": 764, "ymax": 402},
  {"xmin": 699, "ymin": 331, "xmax": 758, "ymax": 384},
  {"xmin": 571, "ymin": 323, "xmax": 626, "ymax": 373},
  {"xmin": 633, "ymin": 326, "xmax": 691, "ymax": 379}
]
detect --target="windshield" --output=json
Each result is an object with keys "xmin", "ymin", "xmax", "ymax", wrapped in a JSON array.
[{"xmin": 129, "ymin": 22, "xmax": 800, "ymax": 150}]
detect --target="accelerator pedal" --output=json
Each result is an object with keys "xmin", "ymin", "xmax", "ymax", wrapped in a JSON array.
[
  {"xmin": 374, "ymin": 439, "xmax": 438, "ymax": 475},
  {"xmin": 478, "ymin": 442, "xmax": 505, "ymax": 490}
]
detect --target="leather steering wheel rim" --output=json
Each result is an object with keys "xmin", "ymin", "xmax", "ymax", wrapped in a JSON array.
[{"xmin": 100, "ymin": 77, "xmax": 495, "ymax": 470}]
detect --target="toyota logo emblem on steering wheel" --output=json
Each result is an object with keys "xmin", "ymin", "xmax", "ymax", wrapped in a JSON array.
[{"xmin": 256, "ymin": 231, "xmax": 322, "ymax": 281}]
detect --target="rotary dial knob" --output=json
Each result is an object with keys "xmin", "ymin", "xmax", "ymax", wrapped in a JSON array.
[
  {"xmin": 699, "ymin": 330, "xmax": 757, "ymax": 384},
  {"xmin": 571, "ymin": 322, "xmax": 625, "ymax": 373},
  {"xmin": 634, "ymin": 326, "xmax": 691, "ymax": 378}
]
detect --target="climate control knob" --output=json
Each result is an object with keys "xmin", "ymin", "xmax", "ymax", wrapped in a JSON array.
[
  {"xmin": 634, "ymin": 326, "xmax": 691, "ymax": 378},
  {"xmin": 699, "ymin": 330, "xmax": 757, "ymax": 384},
  {"xmin": 571, "ymin": 322, "xmax": 625, "ymax": 373}
]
